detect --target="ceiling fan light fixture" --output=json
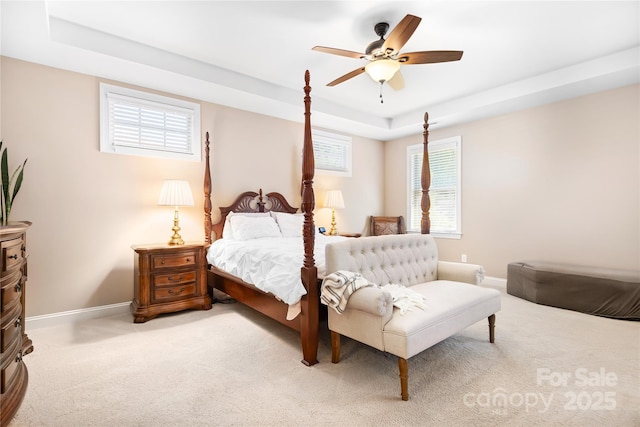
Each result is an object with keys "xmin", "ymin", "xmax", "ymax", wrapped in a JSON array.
[
  {"xmin": 314, "ymin": 13, "xmax": 463, "ymax": 95},
  {"xmin": 365, "ymin": 59, "xmax": 400, "ymax": 83}
]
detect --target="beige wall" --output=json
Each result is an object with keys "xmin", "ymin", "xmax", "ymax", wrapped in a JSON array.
[
  {"xmin": 1, "ymin": 57, "xmax": 384, "ymax": 317},
  {"xmin": 4, "ymin": 54, "xmax": 637, "ymax": 316},
  {"xmin": 385, "ymin": 84, "xmax": 640, "ymax": 277}
]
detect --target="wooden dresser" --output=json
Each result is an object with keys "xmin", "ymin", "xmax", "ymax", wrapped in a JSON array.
[
  {"xmin": 131, "ymin": 243, "xmax": 212, "ymax": 323},
  {"xmin": 0, "ymin": 221, "xmax": 33, "ymax": 425}
]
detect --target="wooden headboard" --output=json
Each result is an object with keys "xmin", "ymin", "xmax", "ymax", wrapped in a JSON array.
[{"xmin": 210, "ymin": 189, "xmax": 297, "ymax": 241}]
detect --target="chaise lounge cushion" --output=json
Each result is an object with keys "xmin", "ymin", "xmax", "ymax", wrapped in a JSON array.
[{"xmin": 383, "ymin": 280, "xmax": 501, "ymax": 359}]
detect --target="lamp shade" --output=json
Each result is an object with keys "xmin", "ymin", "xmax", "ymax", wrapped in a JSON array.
[
  {"xmin": 365, "ymin": 59, "xmax": 401, "ymax": 83},
  {"xmin": 324, "ymin": 190, "xmax": 345, "ymax": 210},
  {"xmin": 158, "ymin": 180, "xmax": 194, "ymax": 207}
]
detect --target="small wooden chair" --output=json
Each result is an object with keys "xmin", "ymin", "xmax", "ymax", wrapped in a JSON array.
[{"xmin": 370, "ymin": 216, "xmax": 406, "ymax": 236}]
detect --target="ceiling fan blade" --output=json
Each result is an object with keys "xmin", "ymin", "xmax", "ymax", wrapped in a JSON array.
[
  {"xmin": 326, "ymin": 67, "xmax": 366, "ymax": 86},
  {"xmin": 381, "ymin": 14, "xmax": 421, "ymax": 54},
  {"xmin": 387, "ymin": 70, "xmax": 405, "ymax": 91},
  {"xmin": 312, "ymin": 46, "xmax": 365, "ymax": 59},
  {"xmin": 399, "ymin": 50, "xmax": 464, "ymax": 64}
]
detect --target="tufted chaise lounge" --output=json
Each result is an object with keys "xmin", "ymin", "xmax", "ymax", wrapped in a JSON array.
[{"xmin": 324, "ymin": 233, "xmax": 501, "ymax": 400}]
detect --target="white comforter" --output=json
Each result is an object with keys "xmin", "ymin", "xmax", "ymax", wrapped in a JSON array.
[{"xmin": 206, "ymin": 234, "xmax": 347, "ymax": 306}]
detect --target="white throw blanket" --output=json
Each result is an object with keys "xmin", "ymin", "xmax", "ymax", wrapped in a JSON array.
[
  {"xmin": 321, "ymin": 272, "xmax": 428, "ymax": 315},
  {"xmin": 380, "ymin": 284, "xmax": 428, "ymax": 314},
  {"xmin": 321, "ymin": 271, "xmax": 373, "ymax": 313}
]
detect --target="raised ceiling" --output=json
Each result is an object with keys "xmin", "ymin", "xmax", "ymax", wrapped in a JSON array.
[{"xmin": 2, "ymin": 1, "xmax": 639, "ymax": 140}]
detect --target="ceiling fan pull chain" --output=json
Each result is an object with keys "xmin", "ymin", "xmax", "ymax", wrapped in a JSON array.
[{"xmin": 379, "ymin": 82, "xmax": 384, "ymax": 103}]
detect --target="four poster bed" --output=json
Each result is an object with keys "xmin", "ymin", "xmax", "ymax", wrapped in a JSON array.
[{"xmin": 202, "ymin": 70, "xmax": 433, "ymax": 366}]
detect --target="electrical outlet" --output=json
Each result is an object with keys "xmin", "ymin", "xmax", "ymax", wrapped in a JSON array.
[{"xmin": 461, "ymin": 254, "xmax": 467, "ymax": 263}]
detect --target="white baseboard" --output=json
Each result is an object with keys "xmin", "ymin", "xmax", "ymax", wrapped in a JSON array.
[
  {"xmin": 482, "ymin": 276, "xmax": 507, "ymax": 288},
  {"xmin": 25, "ymin": 302, "xmax": 130, "ymax": 330}
]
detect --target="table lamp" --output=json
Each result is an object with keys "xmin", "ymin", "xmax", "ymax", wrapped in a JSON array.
[
  {"xmin": 324, "ymin": 190, "xmax": 345, "ymax": 236},
  {"xmin": 158, "ymin": 180, "xmax": 194, "ymax": 245}
]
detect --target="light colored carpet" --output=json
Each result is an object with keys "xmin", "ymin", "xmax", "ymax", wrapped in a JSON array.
[{"xmin": 8, "ymin": 284, "xmax": 640, "ymax": 427}]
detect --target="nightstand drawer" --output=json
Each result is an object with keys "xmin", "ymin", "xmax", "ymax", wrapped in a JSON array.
[
  {"xmin": 154, "ymin": 284, "xmax": 197, "ymax": 302},
  {"xmin": 152, "ymin": 252, "xmax": 196, "ymax": 269},
  {"xmin": 153, "ymin": 271, "xmax": 197, "ymax": 286},
  {"xmin": 1, "ymin": 237, "xmax": 23, "ymax": 273}
]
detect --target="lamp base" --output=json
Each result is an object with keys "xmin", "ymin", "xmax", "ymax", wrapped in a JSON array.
[
  {"xmin": 168, "ymin": 235, "xmax": 185, "ymax": 246},
  {"xmin": 168, "ymin": 209, "xmax": 185, "ymax": 245},
  {"xmin": 329, "ymin": 208, "xmax": 338, "ymax": 236}
]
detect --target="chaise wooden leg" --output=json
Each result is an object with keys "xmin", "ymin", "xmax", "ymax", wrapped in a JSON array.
[
  {"xmin": 488, "ymin": 314, "xmax": 496, "ymax": 343},
  {"xmin": 331, "ymin": 331, "xmax": 341, "ymax": 363},
  {"xmin": 398, "ymin": 357, "xmax": 409, "ymax": 401}
]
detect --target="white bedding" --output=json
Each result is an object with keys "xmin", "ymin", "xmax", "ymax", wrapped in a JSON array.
[{"xmin": 206, "ymin": 234, "xmax": 348, "ymax": 312}]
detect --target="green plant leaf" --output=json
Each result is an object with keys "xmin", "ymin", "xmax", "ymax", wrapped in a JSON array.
[
  {"xmin": 1, "ymin": 147, "xmax": 9, "ymax": 218},
  {"xmin": 0, "ymin": 143, "xmax": 28, "ymax": 225},
  {"xmin": 11, "ymin": 159, "xmax": 27, "ymax": 202}
]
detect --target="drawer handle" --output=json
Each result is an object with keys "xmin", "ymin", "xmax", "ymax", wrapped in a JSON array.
[
  {"xmin": 15, "ymin": 283, "xmax": 22, "ymax": 293},
  {"xmin": 15, "ymin": 318, "xmax": 21, "ymax": 328},
  {"xmin": 168, "ymin": 287, "xmax": 185, "ymax": 295},
  {"xmin": 160, "ymin": 260, "xmax": 165, "ymax": 265},
  {"xmin": 186, "ymin": 258, "xmax": 190, "ymax": 262},
  {"xmin": 8, "ymin": 254, "xmax": 18, "ymax": 260},
  {"xmin": 169, "ymin": 275, "xmax": 185, "ymax": 282},
  {"xmin": 15, "ymin": 351, "xmax": 23, "ymax": 362}
]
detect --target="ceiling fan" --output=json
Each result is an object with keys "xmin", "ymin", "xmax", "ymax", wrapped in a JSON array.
[{"xmin": 312, "ymin": 14, "xmax": 463, "ymax": 102}]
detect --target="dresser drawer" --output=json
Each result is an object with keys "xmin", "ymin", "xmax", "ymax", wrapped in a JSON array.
[
  {"xmin": 0, "ymin": 270, "xmax": 22, "ymax": 312},
  {"xmin": 152, "ymin": 252, "xmax": 196, "ymax": 269},
  {"xmin": 1, "ymin": 237, "xmax": 23, "ymax": 273},
  {"xmin": 0, "ymin": 305, "xmax": 22, "ymax": 354},
  {"xmin": 153, "ymin": 283, "xmax": 197, "ymax": 302},
  {"xmin": 1, "ymin": 342, "xmax": 22, "ymax": 394}
]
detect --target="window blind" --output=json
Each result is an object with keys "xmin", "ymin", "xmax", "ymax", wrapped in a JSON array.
[
  {"xmin": 312, "ymin": 129, "xmax": 352, "ymax": 175},
  {"xmin": 107, "ymin": 93, "xmax": 193, "ymax": 154}
]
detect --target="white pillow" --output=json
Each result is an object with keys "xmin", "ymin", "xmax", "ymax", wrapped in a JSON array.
[
  {"xmin": 272, "ymin": 212, "xmax": 304, "ymax": 238},
  {"xmin": 222, "ymin": 211, "xmax": 271, "ymax": 240},
  {"xmin": 229, "ymin": 215, "xmax": 282, "ymax": 241}
]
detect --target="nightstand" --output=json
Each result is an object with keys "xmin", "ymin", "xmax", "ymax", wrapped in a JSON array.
[{"xmin": 131, "ymin": 243, "xmax": 212, "ymax": 323}]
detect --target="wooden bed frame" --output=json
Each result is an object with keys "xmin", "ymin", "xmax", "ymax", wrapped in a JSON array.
[{"xmin": 202, "ymin": 70, "xmax": 433, "ymax": 366}]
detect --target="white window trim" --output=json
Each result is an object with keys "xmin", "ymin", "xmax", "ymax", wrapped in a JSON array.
[
  {"xmin": 406, "ymin": 136, "xmax": 462, "ymax": 239},
  {"xmin": 312, "ymin": 128, "xmax": 352, "ymax": 177},
  {"xmin": 99, "ymin": 83, "xmax": 201, "ymax": 162}
]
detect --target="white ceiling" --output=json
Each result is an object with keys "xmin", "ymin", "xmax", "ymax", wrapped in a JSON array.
[{"xmin": 2, "ymin": 1, "xmax": 639, "ymax": 140}]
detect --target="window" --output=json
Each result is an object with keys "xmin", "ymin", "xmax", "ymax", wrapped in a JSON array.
[
  {"xmin": 100, "ymin": 83, "xmax": 201, "ymax": 161},
  {"xmin": 407, "ymin": 136, "xmax": 461, "ymax": 238},
  {"xmin": 312, "ymin": 129, "xmax": 352, "ymax": 176}
]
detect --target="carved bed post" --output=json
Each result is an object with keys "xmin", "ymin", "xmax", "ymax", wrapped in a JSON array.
[
  {"xmin": 421, "ymin": 112, "xmax": 431, "ymax": 234},
  {"xmin": 204, "ymin": 132, "xmax": 213, "ymax": 244},
  {"xmin": 300, "ymin": 70, "xmax": 319, "ymax": 366}
]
